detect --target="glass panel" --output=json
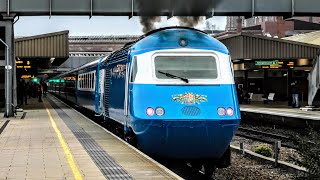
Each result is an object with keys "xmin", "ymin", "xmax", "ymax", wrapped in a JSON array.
[{"xmin": 131, "ymin": 57, "xmax": 138, "ymax": 82}]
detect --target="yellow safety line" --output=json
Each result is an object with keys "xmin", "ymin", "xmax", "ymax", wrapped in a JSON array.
[{"xmin": 45, "ymin": 105, "xmax": 83, "ymax": 180}]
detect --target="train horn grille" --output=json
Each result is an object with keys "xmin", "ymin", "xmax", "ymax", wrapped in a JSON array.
[{"xmin": 181, "ymin": 106, "xmax": 201, "ymax": 116}]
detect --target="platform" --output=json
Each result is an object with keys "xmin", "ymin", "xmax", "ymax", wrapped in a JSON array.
[
  {"xmin": 240, "ymin": 103, "xmax": 320, "ymax": 128},
  {"xmin": 0, "ymin": 95, "xmax": 181, "ymax": 179}
]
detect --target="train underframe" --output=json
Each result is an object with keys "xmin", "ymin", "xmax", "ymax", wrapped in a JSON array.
[{"xmin": 103, "ymin": 117, "xmax": 232, "ymax": 177}]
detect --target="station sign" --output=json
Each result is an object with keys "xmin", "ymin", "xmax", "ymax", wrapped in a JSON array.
[
  {"xmin": 16, "ymin": 59, "xmax": 32, "ymax": 69},
  {"xmin": 63, "ymin": 76, "xmax": 76, "ymax": 81},
  {"xmin": 21, "ymin": 75, "xmax": 35, "ymax": 79},
  {"xmin": 255, "ymin": 60, "xmax": 279, "ymax": 66},
  {"xmin": 49, "ymin": 79, "xmax": 65, "ymax": 83},
  {"xmin": 255, "ymin": 60, "xmax": 295, "ymax": 69}
]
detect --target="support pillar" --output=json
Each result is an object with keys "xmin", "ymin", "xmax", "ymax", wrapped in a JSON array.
[
  {"xmin": 263, "ymin": 69, "xmax": 268, "ymax": 92},
  {"xmin": 244, "ymin": 70, "xmax": 248, "ymax": 91},
  {"xmin": 3, "ymin": 14, "xmax": 15, "ymax": 117},
  {"xmin": 236, "ymin": 17, "xmax": 242, "ymax": 33},
  {"xmin": 287, "ymin": 69, "xmax": 293, "ymax": 106}
]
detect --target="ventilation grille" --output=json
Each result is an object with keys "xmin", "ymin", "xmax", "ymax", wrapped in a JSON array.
[
  {"xmin": 181, "ymin": 106, "xmax": 201, "ymax": 116},
  {"xmin": 104, "ymin": 69, "xmax": 111, "ymax": 117},
  {"xmin": 103, "ymin": 47, "xmax": 129, "ymax": 66}
]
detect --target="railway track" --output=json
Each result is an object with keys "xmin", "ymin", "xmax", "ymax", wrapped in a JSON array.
[{"xmin": 236, "ymin": 127, "xmax": 298, "ymax": 149}]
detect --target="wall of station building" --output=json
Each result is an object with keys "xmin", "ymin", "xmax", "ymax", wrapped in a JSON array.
[
  {"xmin": 234, "ymin": 69, "xmax": 309, "ymax": 101},
  {"xmin": 0, "ymin": 26, "xmax": 5, "ymax": 108}
]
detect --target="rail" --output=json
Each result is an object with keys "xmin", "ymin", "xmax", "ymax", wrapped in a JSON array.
[{"xmin": 236, "ymin": 127, "xmax": 297, "ymax": 149}]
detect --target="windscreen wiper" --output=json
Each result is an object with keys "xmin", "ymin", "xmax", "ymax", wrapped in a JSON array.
[{"xmin": 158, "ymin": 70, "xmax": 189, "ymax": 83}]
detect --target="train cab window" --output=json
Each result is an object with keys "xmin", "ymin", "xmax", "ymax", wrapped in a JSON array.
[
  {"xmin": 154, "ymin": 56, "xmax": 218, "ymax": 79},
  {"xmin": 130, "ymin": 57, "xmax": 138, "ymax": 82}
]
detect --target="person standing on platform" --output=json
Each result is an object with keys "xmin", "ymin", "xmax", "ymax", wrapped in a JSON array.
[
  {"xmin": 291, "ymin": 81, "xmax": 300, "ymax": 108},
  {"xmin": 42, "ymin": 81, "xmax": 48, "ymax": 97},
  {"xmin": 237, "ymin": 86, "xmax": 243, "ymax": 104},
  {"xmin": 17, "ymin": 80, "xmax": 24, "ymax": 107},
  {"xmin": 24, "ymin": 81, "xmax": 28, "ymax": 105},
  {"xmin": 38, "ymin": 80, "xmax": 43, "ymax": 102}
]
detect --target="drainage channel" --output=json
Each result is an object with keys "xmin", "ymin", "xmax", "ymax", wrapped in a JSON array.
[
  {"xmin": 47, "ymin": 98, "xmax": 133, "ymax": 180},
  {"xmin": 21, "ymin": 112, "xmax": 27, "ymax": 119}
]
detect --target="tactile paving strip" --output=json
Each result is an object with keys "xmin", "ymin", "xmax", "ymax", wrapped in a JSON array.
[{"xmin": 48, "ymin": 98, "xmax": 133, "ymax": 180}]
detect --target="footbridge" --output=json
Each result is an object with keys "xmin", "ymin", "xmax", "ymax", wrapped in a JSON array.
[
  {"xmin": 1, "ymin": 0, "xmax": 320, "ymax": 117},
  {"xmin": 1, "ymin": 0, "xmax": 320, "ymax": 17}
]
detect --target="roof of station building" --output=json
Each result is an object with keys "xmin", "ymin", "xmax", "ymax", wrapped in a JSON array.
[
  {"xmin": 217, "ymin": 33, "xmax": 320, "ymax": 60},
  {"xmin": 282, "ymin": 31, "xmax": 320, "ymax": 46},
  {"xmin": 15, "ymin": 30, "xmax": 69, "ymax": 59}
]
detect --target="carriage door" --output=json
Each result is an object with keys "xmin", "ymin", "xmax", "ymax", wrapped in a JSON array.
[{"xmin": 96, "ymin": 69, "xmax": 105, "ymax": 114}]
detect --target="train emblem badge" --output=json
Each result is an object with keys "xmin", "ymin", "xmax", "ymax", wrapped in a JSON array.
[{"xmin": 172, "ymin": 92, "xmax": 207, "ymax": 105}]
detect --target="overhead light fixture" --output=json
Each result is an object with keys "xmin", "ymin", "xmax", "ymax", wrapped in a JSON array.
[
  {"xmin": 253, "ymin": 70, "xmax": 259, "ymax": 72},
  {"xmin": 233, "ymin": 59, "xmax": 240, "ymax": 62},
  {"xmin": 304, "ymin": 70, "xmax": 310, "ymax": 72},
  {"xmin": 244, "ymin": 59, "xmax": 252, "ymax": 61}
]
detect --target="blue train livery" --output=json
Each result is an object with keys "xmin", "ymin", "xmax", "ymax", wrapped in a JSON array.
[{"xmin": 49, "ymin": 27, "xmax": 241, "ymax": 175}]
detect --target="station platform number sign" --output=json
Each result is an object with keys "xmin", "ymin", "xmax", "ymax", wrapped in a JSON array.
[
  {"xmin": 255, "ymin": 60, "xmax": 294, "ymax": 69},
  {"xmin": 255, "ymin": 60, "xmax": 279, "ymax": 66}
]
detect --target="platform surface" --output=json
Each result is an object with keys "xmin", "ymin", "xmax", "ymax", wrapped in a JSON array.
[
  {"xmin": 241, "ymin": 103, "xmax": 320, "ymax": 120},
  {"xmin": 0, "ymin": 95, "xmax": 181, "ymax": 180}
]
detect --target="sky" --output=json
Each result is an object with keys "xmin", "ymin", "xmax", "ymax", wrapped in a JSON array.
[{"xmin": 14, "ymin": 16, "xmax": 226, "ymax": 37}]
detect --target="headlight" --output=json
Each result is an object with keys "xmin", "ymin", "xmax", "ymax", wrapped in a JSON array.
[
  {"xmin": 146, "ymin": 107, "xmax": 155, "ymax": 116},
  {"xmin": 217, "ymin": 107, "xmax": 226, "ymax": 116},
  {"xmin": 155, "ymin": 107, "xmax": 165, "ymax": 116},
  {"xmin": 226, "ymin": 108, "xmax": 234, "ymax": 116}
]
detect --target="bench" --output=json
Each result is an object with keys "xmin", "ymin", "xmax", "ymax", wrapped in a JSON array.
[
  {"xmin": 261, "ymin": 93, "xmax": 275, "ymax": 104},
  {"xmin": 243, "ymin": 93, "xmax": 253, "ymax": 104}
]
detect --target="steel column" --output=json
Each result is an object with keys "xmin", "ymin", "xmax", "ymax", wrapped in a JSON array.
[
  {"xmin": 3, "ymin": 16, "xmax": 14, "ymax": 117},
  {"xmin": 90, "ymin": 0, "xmax": 93, "ymax": 18},
  {"xmin": 6, "ymin": 0, "xmax": 9, "ymax": 16},
  {"xmin": 11, "ymin": 20, "xmax": 16, "ymax": 108},
  {"xmin": 0, "ymin": 38, "xmax": 10, "ymax": 117}
]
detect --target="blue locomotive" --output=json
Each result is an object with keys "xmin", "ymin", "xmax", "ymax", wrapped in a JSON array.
[{"xmin": 49, "ymin": 27, "xmax": 240, "ymax": 175}]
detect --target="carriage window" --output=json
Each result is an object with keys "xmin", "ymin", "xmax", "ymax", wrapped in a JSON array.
[
  {"xmin": 78, "ymin": 72, "xmax": 96, "ymax": 90},
  {"xmin": 91, "ymin": 73, "xmax": 93, "ymax": 89},
  {"xmin": 154, "ymin": 56, "xmax": 218, "ymax": 79},
  {"xmin": 86, "ymin": 74, "xmax": 88, "ymax": 88},
  {"xmin": 89, "ymin": 74, "xmax": 91, "ymax": 89},
  {"xmin": 92, "ymin": 73, "xmax": 94, "ymax": 89}
]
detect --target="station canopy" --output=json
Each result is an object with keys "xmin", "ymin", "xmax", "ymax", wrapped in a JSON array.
[
  {"xmin": 217, "ymin": 33, "xmax": 320, "ymax": 61},
  {"xmin": 15, "ymin": 30, "xmax": 69, "ymax": 67},
  {"xmin": 14, "ymin": 30, "xmax": 69, "ymax": 79},
  {"xmin": 217, "ymin": 33, "xmax": 320, "ymax": 70}
]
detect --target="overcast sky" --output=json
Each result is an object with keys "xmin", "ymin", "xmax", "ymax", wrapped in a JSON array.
[{"xmin": 14, "ymin": 16, "xmax": 226, "ymax": 37}]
